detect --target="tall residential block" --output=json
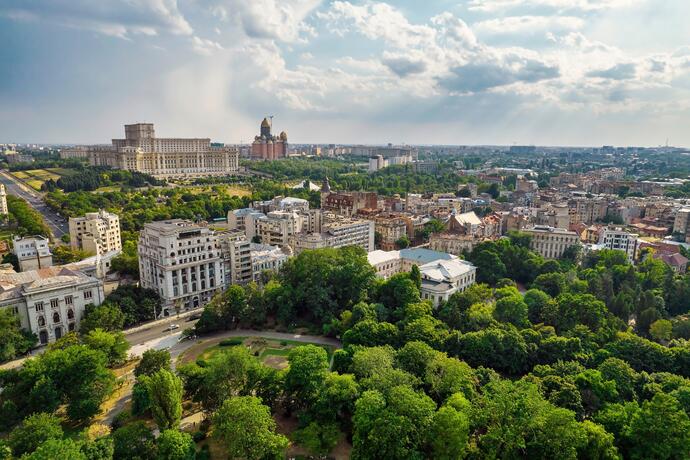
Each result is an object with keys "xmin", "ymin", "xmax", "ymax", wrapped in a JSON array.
[{"xmin": 69, "ymin": 210, "xmax": 122, "ymax": 256}]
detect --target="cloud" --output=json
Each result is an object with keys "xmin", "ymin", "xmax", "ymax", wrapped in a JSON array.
[
  {"xmin": 467, "ymin": 0, "xmax": 644, "ymax": 13},
  {"xmin": 587, "ymin": 63, "xmax": 637, "ymax": 80},
  {"xmin": 381, "ymin": 52, "xmax": 428, "ymax": 77},
  {"xmin": 0, "ymin": 0, "xmax": 192, "ymax": 38},
  {"xmin": 439, "ymin": 56, "xmax": 559, "ymax": 93},
  {"xmin": 191, "ymin": 36, "xmax": 223, "ymax": 56},
  {"xmin": 204, "ymin": 0, "xmax": 321, "ymax": 43},
  {"xmin": 474, "ymin": 15, "xmax": 584, "ymax": 35}
]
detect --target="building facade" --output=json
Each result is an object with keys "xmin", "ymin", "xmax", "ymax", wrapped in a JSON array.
[
  {"xmin": 0, "ymin": 267, "xmax": 105, "ymax": 344},
  {"xmin": 60, "ymin": 123, "xmax": 240, "ymax": 178},
  {"xmin": 0, "ymin": 184, "xmax": 7, "ymax": 215},
  {"xmin": 12, "ymin": 236, "xmax": 53, "ymax": 272},
  {"xmin": 289, "ymin": 217, "xmax": 375, "ymax": 254},
  {"xmin": 599, "ymin": 227, "xmax": 639, "ymax": 263},
  {"xmin": 523, "ymin": 226, "xmax": 581, "ymax": 259},
  {"xmin": 69, "ymin": 210, "xmax": 122, "ymax": 256},
  {"xmin": 251, "ymin": 118, "xmax": 288, "ymax": 160},
  {"xmin": 138, "ymin": 220, "xmax": 225, "ymax": 314}
]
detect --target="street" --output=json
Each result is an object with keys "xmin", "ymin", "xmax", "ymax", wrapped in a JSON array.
[{"xmin": 0, "ymin": 170, "xmax": 69, "ymax": 239}]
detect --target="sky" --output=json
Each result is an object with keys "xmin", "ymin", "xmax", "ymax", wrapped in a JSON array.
[{"xmin": 1, "ymin": 0, "xmax": 690, "ymax": 147}]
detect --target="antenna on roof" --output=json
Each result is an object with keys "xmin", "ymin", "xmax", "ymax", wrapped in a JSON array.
[{"xmin": 269, "ymin": 115, "xmax": 274, "ymax": 127}]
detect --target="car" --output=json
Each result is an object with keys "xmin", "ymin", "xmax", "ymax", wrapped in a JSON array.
[
  {"xmin": 164, "ymin": 324, "xmax": 180, "ymax": 332},
  {"xmin": 186, "ymin": 313, "xmax": 202, "ymax": 322}
]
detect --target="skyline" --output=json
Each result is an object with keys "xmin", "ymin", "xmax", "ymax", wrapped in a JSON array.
[{"xmin": 2, "ymin": 1, "xmax": 690, "ymax": 146}]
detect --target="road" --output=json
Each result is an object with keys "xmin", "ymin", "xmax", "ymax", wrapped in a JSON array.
[{"xmin": 0, "ymin": 170, "xmax": 69, "ymax": 239}]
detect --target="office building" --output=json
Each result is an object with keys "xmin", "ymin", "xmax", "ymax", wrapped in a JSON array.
[
  {"xmin": 138, "ymin": 220, "xmax": 225, "ymax": 314},
  {"xmin": 69, "ymin": 210, "xmax": 122, "ymax": 256}
]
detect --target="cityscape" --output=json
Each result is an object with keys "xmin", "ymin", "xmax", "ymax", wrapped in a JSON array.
[{"xmin": 2, "ymin": 1, "xmax": 690, "ymax": 460}]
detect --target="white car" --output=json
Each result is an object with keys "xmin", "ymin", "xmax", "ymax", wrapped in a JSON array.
[{"xmin": 165, "ymin": 324, "xmax": 180, "ymax": 332}]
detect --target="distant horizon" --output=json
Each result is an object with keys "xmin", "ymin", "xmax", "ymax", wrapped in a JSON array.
[{"xmin": 2, "ymin": 1, "xmax": 690, "ymax": 146}]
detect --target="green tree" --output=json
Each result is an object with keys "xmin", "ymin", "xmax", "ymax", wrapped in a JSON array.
[
  {"xmin": 157, "ymin": 430, "xmax": 195, "ymax": 460},
  {"xmin": 649, "ymin": 319, "xmax": 673, "ymax": 342},
  {"xmin": 427, "ymin": 406, "xmax": 469, "ymax": 460},
  {"xmin": 22, "ymin": 439, "xmax": 86, "ymax": 460},
  {"xmin": 425, "ymin": 354, "xmax": 476, "ymax": 402},
  {"xmin": 493, "ymin": 294, "xmax": 530, "ymax": 327},
  {"xmin": 9, "ymin": 412, "xmax": 63, "ymax": 457},
  {"xmin": 82, "ymin": 329, "xmax": 130, "ymax": 366},
  {"xmin": 112, "ymin": 421, "xmax": 157, "ymax": 460},
  {"xmin": 409, "ymin": 264, "xmax": 422, "ymax": 290},
  {"xmin": 134, "ymin": 349, "xmax": 171, "ymax": 377},
  {"xmin": 284, "ymin": 345, "xmax": 329, "ymax": 409},
  {"xmin": 79, "ymin": 304, "xmax": 126, "ymax": 334},
  {"xmin": 212, "ymin": 396, "xmax": 288, "ymax": 460},
  {"xmin": 146, "ymin": 369, "xmax": 183, "ymax": 430},
  {"xmin": 0, "ymin": 308, "xmax": 37, "ymax": 362},
  {"xmin": 395, "ymin": 235, "xmax": 410, "ymax": 249},
  {"xmin": 627, "ymin": 393, "xmax": 690, "ymax": 460},
  {"xmin": 292, "ymin": 422, "xmax": 340, "ymax": 457}
]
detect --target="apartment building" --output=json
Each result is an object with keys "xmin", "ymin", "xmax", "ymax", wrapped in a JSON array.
[
  {"xmin": 599, "ymin": 227, "xmax": 639, "ymax": 263},
  {"xmin": 138, "ymin": 220, "xmax": 225, "ymax": 314},
  {"xmin": 69, "ymin": 210, "xmax": 122, "ymax": 256},
  {"xmin": 0, "ymin": 267, "xmax": 104, "ymax": 344},
  {"xmin": 250, "ymin": 243, "xmax": 289, "ymax": 281},
  {"xmin": 290, "ymin": 217, "xmax": 375, "ymax": 254},
  {"xmin": 12, "ymin": 235, "xmax": 53, "ymax": 271},
  {"xmin": 523, "ymin": 226, "xmax": 581, "ymax": 259},
  {"xmin": 0, "ymin": 184, "xmax": 7, "ymax": 215},
  {"xmin": 374, "ymin": 215, "xmax": 409, "ymax": 250},
  {"xmin": 217, "ymin": 230, "xmax": 253, "ymax": 285}
]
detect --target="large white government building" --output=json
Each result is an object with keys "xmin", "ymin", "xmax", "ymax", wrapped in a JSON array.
[{"xmin": 60, "ymin": 123, "xmax": 239, "ymax": 178}]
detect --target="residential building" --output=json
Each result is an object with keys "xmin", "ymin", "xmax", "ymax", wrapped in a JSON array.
[
  {"xmin": 251, "ymin": 118, "xmax": 288, "ymax": 160},
  {"xmin": 12, "ymin": 236, "xmax": 53, "ymax": 272},
  {"xmin": 60, "ymin": 123, "xmax": 240, "ymax": 178},
  {"xmin": 429, "ymin": 233, "xmax": 477, "ymax": 255},
  {"xmin": 0, "ymin": 267, "xmax": 104, "ymax": 345},
  {"xmin": 673, "ymin": 207, "xmax": 690, "ymax": 242},
  {"xmin": 138, "ymin": 220, "xmax": 225, "ymax": 314},
  {"xmin": 250, "ymin": 243, "xmax": 289, "ymax": 281},
  {"xmin": 0, "ymin": 184, "xmax": 7, "ymax": 215},
  {"xmin": 289, "ymin": 217, "xmax": 375, "ymax": 253},
  {"xmin": 599, "ymin": 227, "xmax": 639, "ymax": 263},
  {"xmin": 374, "ymin": 215, "xmax": 409, "ymax": 250},
  {"xmin": 217, "ymin": 231, "xmax": 253, "ymax": 285},
  {"xmin": 523, "ymin": 226, "xmax": 581, "ymax": 259},
  {"xmin": 69, "ymin": 210, "xmax": 122, "ymax": 256},
  {"xmin": 320, "ymin": 177, "xmax": 378, "ymax": 216}
]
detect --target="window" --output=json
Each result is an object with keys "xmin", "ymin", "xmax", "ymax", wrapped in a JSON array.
[
  {"xmin": 67, "ymin": 309, "xmax": 74, "ymax": 320},
  {"xmin": 50, "ymin": 298, "xmax": 59, "ymax": 309},
  {"xmin": 84, "ymin": 290, "xmax": 93, "ymax": 300},
  {"xmin": 35, "ymin": 302, "xmax": 44, "ymax": 311},
  {"xmin": 65, "ymin": 295, "xmax": 73, "ymax": 305},
  {"xmin": 38, "ymin": 316, "xmax": 45, "ymax": 327}
]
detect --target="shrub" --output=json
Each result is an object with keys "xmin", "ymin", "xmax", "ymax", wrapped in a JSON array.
[{"xmin": 219, "ymin": 338, "xmax": 243, "ymax": 347}]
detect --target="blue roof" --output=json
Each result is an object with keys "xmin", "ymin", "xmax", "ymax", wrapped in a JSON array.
[{"xmin": 399, "ymin": 248, "xmax": 455, "ymax": 264}]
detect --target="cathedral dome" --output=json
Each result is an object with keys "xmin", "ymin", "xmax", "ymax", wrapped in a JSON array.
[
  {"xmin": 279, "ymin": 131, "xmax": 288, "ymax": 141},
  {"xmin": 261, "ymin": 118, "xmax": 270, "ymax": 128}
]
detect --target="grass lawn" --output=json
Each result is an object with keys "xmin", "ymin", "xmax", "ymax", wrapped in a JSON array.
[
  {"xmin": 95, "ymin": 185, "xmax": 121, "ymax": 192},
  {"xmin": 11, "ymin": 168, "xmax": 78, "ymax": 190}
]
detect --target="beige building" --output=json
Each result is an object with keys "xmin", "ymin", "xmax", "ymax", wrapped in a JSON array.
[
  {"xmin": 429, "ymin": 233, "xmax": 477, "ymax": 256},
  {"xmin": 12, "ymin": 235, "xmax": 53, "ymax": 272},
  {"xmin": 69, "ymin": 210, "xmax": 122, "ymax": 256},
  {"xmin": 0, "ymin": 184, "xmax": 8, "ymax": 215},
  {"xmin": 523, "ymin": 225, "xmax": 580, "ymax": 259},
  {"xmin": 289, "ymin": 217, "xmax": 375, "ymax": 254},
  {"xmin": 60, "ymin": 123, "xmax": 240, "ymax": 178}
]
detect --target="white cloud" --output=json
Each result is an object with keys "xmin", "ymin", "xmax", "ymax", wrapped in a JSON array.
[
  {"xmin": 474, "ymin": 15, "xmax": 584, "ymax": 35},
  {"xmin": 191, "ymin": 36, "xmax": 223, "ymax": 56},
  {"xmin": 0, "ymin": 0, "xmax": 192, "ymax": 38},
  {"xmin": 468, "ymin": 0, "xmax": 644, "ymax": 13},
  {"xmin": 203, "ymin": 0, "xmax": 321, "ymax": 43}
]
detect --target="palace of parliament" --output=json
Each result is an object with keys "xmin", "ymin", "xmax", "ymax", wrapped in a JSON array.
[{"xmin": 60, "ymin": 123, "xmax": 240, "ymax": 178}]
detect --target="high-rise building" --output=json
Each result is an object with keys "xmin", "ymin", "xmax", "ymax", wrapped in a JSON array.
[
  {"xmin": 251, "ymin": 118, "xmax": 288, "ymax": 160},
  {"xmin": 60, "ymin": 123, "xmax": 240, "ymax": 178},
  {"xmin": 12, "ymin": 235, "xmax": 53, "ymax": 271},
  {"xmin": 599, "ymin": 227, "xmax": 639, "ymax": 263},
  {"xmin": 69, "ymin": 210, "xmax": 122, "ymax": 256},
  {"xmin": 138, "ymin": 220, "xmax": 226, "ymax": 314}
]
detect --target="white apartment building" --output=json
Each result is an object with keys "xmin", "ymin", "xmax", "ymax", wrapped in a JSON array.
[
  {"xmin": 0, "ymin": 184, "xmax": 8, "ymax": 215},
  {"xmin": 69, "ymin": 210, "xmax": 122, "ymax": 256},
  {"xmin": 256, "ymin": 211, "xmax": 303, "ymax": 246},
  {"xmin": 138, "ymin": 220, "xmax": 225, "ymax": 314},
  {"xmin": 12, "ymin": 235, "xmax": 53, "ymax": 272},
  {"xmin": 599, "ymin": 227, "xmax": 639, "ymax": 263},
  {"xmin": 0, "ymin": 266, "xmax": 105, "ymax": 344},
  {"xmin": 673, "ymin": 207, "xmax": 690, "ymax": 242},
  {"xmin": 367, "ymin": 248, "xmax": 476, "ymax": 306},
  {"xmin": 523, "ymin": 226, "xmax": 581, "ymax": 259},
  {"xmin": 217, "ymin": 230, "xmax": 253, "ymax": 285},
  {"xmin": 289, "ymin": 217, "xmax": 375, "ymax": 254},
  {"xmin": 250, "ymin": 243, "xmax": 289, "ymax": 281}
]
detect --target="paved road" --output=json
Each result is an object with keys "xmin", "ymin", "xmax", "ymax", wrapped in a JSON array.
[{"xmin": 0, "ymin": 170, "xmax": 69, "ymax": 239}]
